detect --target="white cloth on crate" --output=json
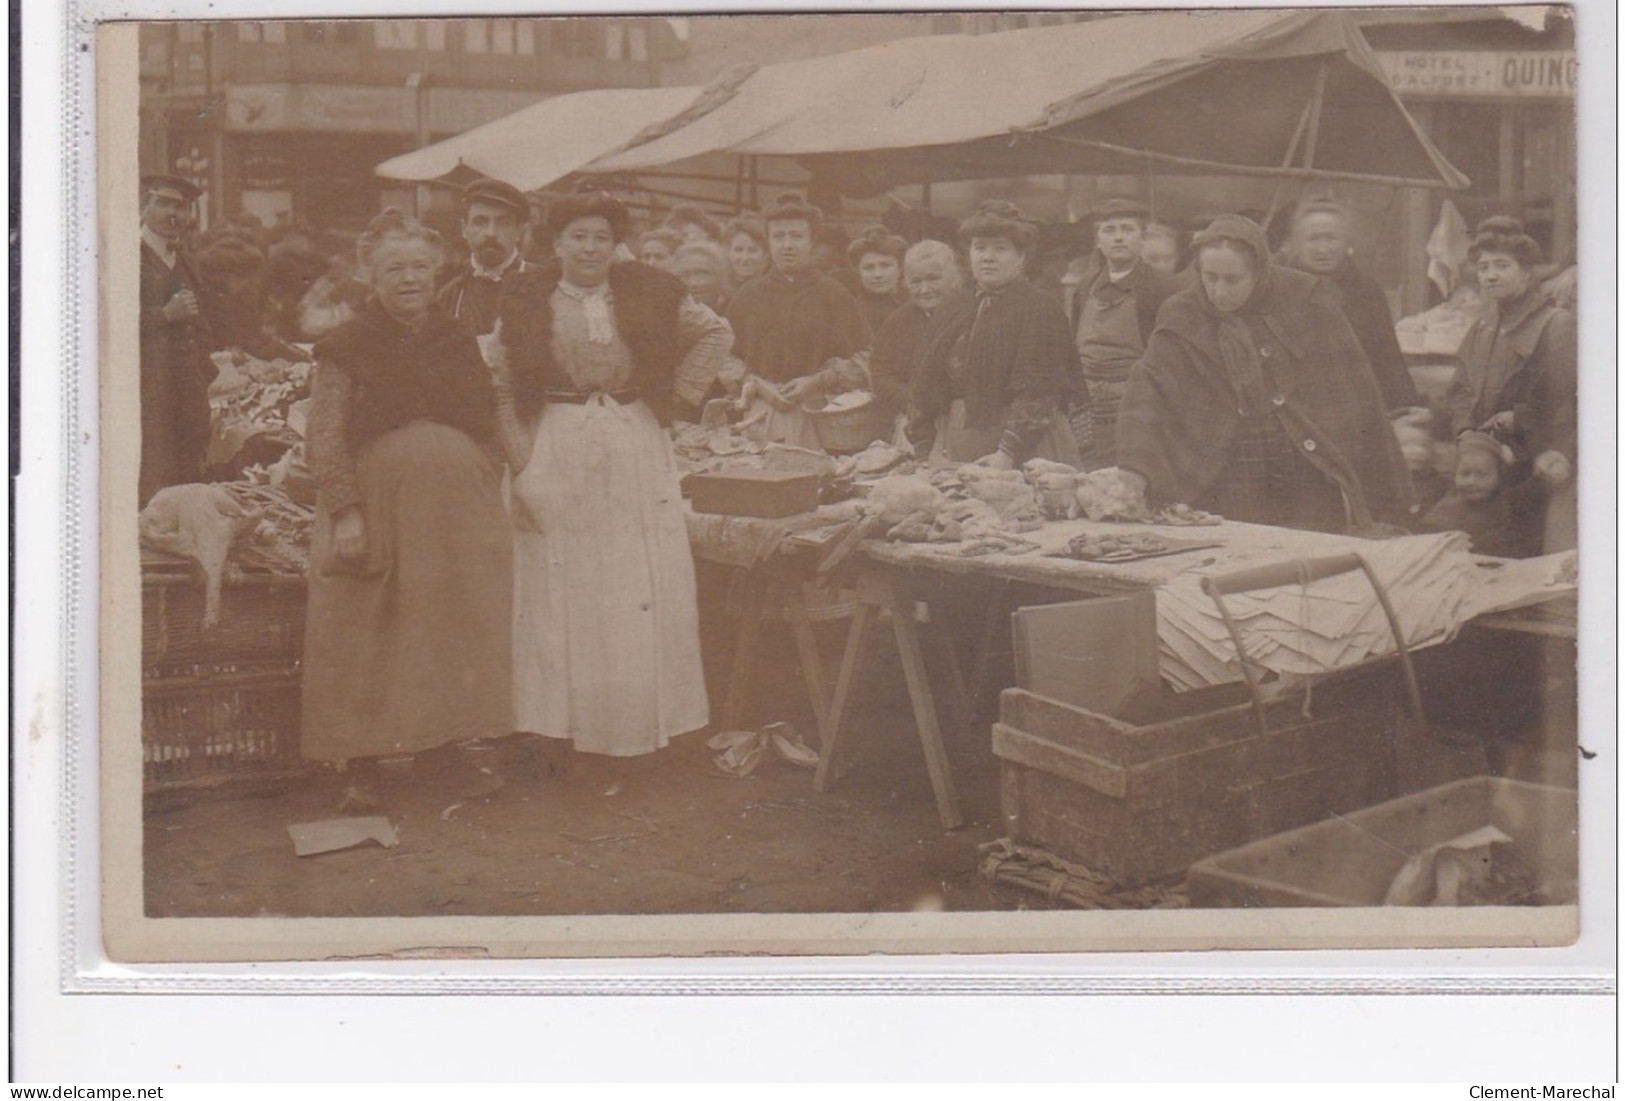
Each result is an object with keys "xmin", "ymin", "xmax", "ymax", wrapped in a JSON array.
[
  {"xmin": 1154, "ymin": 532, "xmax": 1482, "ymax": 692},
  {"xmin": 509, "ymin": 288, "xmax": 710, "ymax": 756}
]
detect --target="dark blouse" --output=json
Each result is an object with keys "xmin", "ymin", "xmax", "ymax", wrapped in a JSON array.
[
  {"xmin": 723, "ymin": 270, "xmax": 872, "ymax": 384},
  {"xmin": 907, "ymin": 279, "xmax": 1078, "ymax": 463},
  {"xmin": 869, "ymin": 297, "xmax": 962, "ymax": 429},
  {"xmin": 855, "ymin": 289, "xmax": 906, "ymax": 340}
]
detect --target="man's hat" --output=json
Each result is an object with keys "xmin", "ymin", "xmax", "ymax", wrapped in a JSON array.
[
  {"xmin": 141, "ymin": 173, "xmax": 201, "ymax": 203},
  {"xmin": 1091, "ymin": 197, "xmax": 1152, "ymax": 224},
  {"xmin": 461, "ymin": 177, "xmax": 530, "ymax": 219}
]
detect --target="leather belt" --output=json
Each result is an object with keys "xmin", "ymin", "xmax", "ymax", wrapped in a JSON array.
[{"xmin": 545, "ymin": 387, "xmax": 641, "ymax": 405}]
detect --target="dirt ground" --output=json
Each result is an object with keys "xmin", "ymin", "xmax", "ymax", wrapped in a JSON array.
[
  {"xmin": 143, "ymin": 571, "xmax": 1574, "ymax": 920},
  {"xmin": 145, "ymin": 569, "xmax": 1039, "ymax": 918}
]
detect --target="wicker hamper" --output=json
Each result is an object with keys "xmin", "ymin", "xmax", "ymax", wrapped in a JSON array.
[{"xmin": 141, "ymin": 552, "xmax": 308, "ymax": 790}]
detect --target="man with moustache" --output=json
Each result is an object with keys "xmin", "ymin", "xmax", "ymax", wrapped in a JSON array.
[
  {"xmin": 138, "ymin": 173, "xmax": 214, "ymax": 503},
  {"xmin": 437, "ymin": 176, "xmax": 535, "ymax": 337},
  {"xmin": 1062, "ymin": 198, "xmax": 1181, "ymax": 465}
]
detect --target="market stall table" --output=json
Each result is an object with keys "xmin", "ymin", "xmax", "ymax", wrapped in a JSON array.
[{"xmin": 821, "ymin": 517, "xmax": 1407, "ymax": 829}]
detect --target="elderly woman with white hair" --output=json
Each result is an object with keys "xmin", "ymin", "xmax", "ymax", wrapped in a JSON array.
[
  {"xmin": 301, "ymin": 209, "xmax": 514, "ymax": 773},
  {"xmin": 868, "ymin": 238, "xmax": 965, "ymax": 441}
]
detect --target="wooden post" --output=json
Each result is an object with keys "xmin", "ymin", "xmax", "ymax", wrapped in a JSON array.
[{"xmin": 1498, "ymin": 104, "xmax": 1519, "ymax": 206}]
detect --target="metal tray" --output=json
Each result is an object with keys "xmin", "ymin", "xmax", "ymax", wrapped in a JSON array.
[{"xmin": 1044, "ymin": 535, "xmax": 1222, "ymax": 564}]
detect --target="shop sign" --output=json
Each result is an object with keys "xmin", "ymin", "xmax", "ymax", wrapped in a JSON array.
[
  {"xmin": 225, "ymin": 83, "xmax": 416, "ymax": 133},
  {"xmin": 1376, "ymin": 50, "xmax": 1576, "ymax": 99},
  {"xmin": 240, "ymin": 143, "xmax": 290, "ymax": 189}
]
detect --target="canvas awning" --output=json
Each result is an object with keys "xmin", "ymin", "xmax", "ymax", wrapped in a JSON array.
[
  {"xmin": 586, "ymin": 10, "xmax": 1468, "ymax": 194},
  {"xmin": 373, "ymin": 84, "xmax": 709, "ymax": 191}
]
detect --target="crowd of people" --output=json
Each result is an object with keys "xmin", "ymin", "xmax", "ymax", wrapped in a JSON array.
[{"xmin": 137, "ymin": 168, "xmax": 1580, "ymax": 802}]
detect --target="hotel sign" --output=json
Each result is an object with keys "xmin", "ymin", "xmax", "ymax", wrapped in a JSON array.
[{"xmin": 1376, "ymin": 50, "xmax": 1576, "ymax": 99}]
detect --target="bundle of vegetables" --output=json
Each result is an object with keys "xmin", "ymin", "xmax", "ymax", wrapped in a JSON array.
[
  {"xmin": 220, "ymin": 472, "xmax": 315, "ymax": 578},
  {"xmin": 206, "ymin": 350, "xmax": 312, "ymax": 468},
  {"xmin": 182, "ymin": 446, "xmax": 316, "ymax": 578}
]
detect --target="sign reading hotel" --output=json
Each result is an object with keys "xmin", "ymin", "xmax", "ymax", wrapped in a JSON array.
[{"xmin": 1376, "ymin": 50, "xmax": 1576, "ymax": 99}]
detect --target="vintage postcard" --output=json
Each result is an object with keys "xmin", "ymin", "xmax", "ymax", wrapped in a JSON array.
[{"xmin": 89, "ymin": 6, "xmax": 1605, "ymax": 966}]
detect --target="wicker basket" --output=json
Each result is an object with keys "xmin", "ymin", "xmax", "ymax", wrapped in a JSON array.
[
  {"xmin": 142, "ymin": 553, "xmax": 309, "ymax": 790},
  {"xmin": 143, "ymin": 661, "xmax": 306, "ymax": 790},
  {"xmin": 807, "ymin": 395, "xmax": 880, "ymax": 454}
]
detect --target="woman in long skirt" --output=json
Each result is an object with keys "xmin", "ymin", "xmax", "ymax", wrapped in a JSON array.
[
  {"xmin": 495, "ymin": 190, "xmax": 731, "ymax": 759},
  {"xmin": 302, "ymin": 210, "xmax": 513, "ymax": 769}
]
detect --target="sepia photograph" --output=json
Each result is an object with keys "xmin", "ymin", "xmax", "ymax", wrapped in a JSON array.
[{"xmin": 96, "ymin": 4, "xmax": 1595, "ymax": 963}]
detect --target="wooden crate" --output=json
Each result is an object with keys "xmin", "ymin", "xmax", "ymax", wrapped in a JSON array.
[
  {"xmin": 1187, "ymin": 777, "xmax": 1577, "ymax": 908},
  {"xmin": 995, "ymin": 671, "xmax": 1402, "ymax": 886}
]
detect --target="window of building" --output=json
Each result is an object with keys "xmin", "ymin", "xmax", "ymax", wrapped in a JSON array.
[
  {"xmin": 176, "ymin": 24, "xmax": 203, "ymax": 43},
  {"xmin": 263, "ymin": 22, "xmax": 285, "ymax": 44},
  {"xmin": 554, "ymin": 22, "xmax": 602, "ymax": 59},
  {"xmin": 423, "ymin": 21, "xmax": 446, "ymax": 51},
  {"xmin": 301, "ymin": 23, "xmax": 358, "ymax": 46},
  {"xmin": 464, "ymin": 20, "xmax": 488, "ymax": 54},
  {"xmin": 628, "ymin": 25, "xmax": 648, "ymax": 62},
  {"xmin": 492, "ymin": 18, "xmax": 514, "ymax": 55},
  {"xmin": 516, "ymin": 21, "xmax": 535, "ymax": 55},
  {"xmin": 605, "ymin": 24, "xmax": 624, "ymax": 61},
  {"xmin": 236, "ymin": 23, "xmax": 261, "ymax": 43},
  {"xmin": 374, "ymin": 22, "xmax": 419, "ymax": 50}
]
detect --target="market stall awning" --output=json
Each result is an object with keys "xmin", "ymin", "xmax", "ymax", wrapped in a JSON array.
[
  {"xmin": 587, "ymin": 10, "xmax": 1468, "ymax": 193},
  {"xmin": 373, "ymin": 84, "xmax": 708, "ymax": 191}
]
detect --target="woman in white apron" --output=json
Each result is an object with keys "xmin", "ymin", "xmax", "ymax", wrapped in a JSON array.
[{"xmin": 493, "ymin": 190, "xmax": 731, "ymax": 760}]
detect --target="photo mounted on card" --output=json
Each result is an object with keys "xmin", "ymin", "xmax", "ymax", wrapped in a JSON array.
[{"xmin": 95, "ymin": 7, "xmax": 1595, "ymax": 965}]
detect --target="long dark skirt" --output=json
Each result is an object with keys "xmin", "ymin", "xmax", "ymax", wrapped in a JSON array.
[{"xmin": 302, "ymin": 421, "xmax": 513, "ymax": 763}]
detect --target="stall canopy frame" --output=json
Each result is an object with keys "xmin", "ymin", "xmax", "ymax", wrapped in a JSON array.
[
  {"xmin": 375, "ymin": 10, "xmax": 1467, "ymax": 210},
  {"xmin": 585, "ymin": 9, "xmax": 1468, "ymax": 196}
]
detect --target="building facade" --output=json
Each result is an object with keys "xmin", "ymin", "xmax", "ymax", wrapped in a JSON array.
[
  {"xmin": 139, "ymin": 10, "xmax": 1576, "ymax": 317},
  {"xmin": 138, "ymin": 13, "xmax": 1117, "ymax": 233},
  {"xmin": 139, "ymin": 17, "xmax": 687, "ymax": 230}
]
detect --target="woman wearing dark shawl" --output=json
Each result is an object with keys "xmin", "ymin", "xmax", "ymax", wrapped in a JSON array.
[
  {"xmin": 1115, "ymin": 214, "xmax": 1412, "ymax": 533},
  {"xmin": 1281, "ymin": 199, "xmax": 1418, "ymax": 411},
  {"xmin": 1446, "ymin": 215, "xmax": 1578, "ymax": 553},
  {"xmin": 906, "ymin": 201, "xmax": 1081, "ymax": 468},
  {"xmin": 301, "ymin": 210, "xmax": 513, "ymax": 767}
]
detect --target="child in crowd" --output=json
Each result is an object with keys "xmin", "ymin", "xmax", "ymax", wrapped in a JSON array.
[
  {"xmin": 1392, "ymin": 407, "xmax": 1453, "ymax": 516},
  {"xmin": 1421, "ymin": 430, "xmax": 1542, "ymax": 558}
]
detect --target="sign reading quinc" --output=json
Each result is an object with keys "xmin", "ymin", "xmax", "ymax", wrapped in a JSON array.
[{"xmin": 1376, "ymin": 50, "xmax": 1576, "ymax": 98}]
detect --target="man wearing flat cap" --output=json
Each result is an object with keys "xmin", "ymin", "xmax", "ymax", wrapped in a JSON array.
[
  {"xmin": 1062, "ymin": 197, "xmax": 1181, "ymax": 465},
  {"xmin": 438, "ymin": 176, "xmax": 536, "ymax": 336},
  {"xmin": 139, "ymin": 173, "xmax": 214, "ymax": 503}
]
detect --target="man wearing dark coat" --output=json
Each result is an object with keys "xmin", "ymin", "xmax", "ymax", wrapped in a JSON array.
[
  {"xmin": 139, "ymin": 173, "xmax": 213, "ymax": 504},
  {"xmin": 1061, "ymin": 198, "xmax": 1183, "ymax": 464},
  {"xmin": 437, "ymin": 176, "xmax": 536, "ymax": 337}
]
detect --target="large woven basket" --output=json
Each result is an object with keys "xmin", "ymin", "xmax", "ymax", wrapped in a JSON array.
[
  {"xmin": 807, "ymin": 396, "xmax": 880, "ymax": 454},
  {"xmin": 143, "ymin": 661, "xmax": 306, "ymax": 791},
  {"xmin": 141, "ymin": 553, "xmax": 309, "ymax": 789}
]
